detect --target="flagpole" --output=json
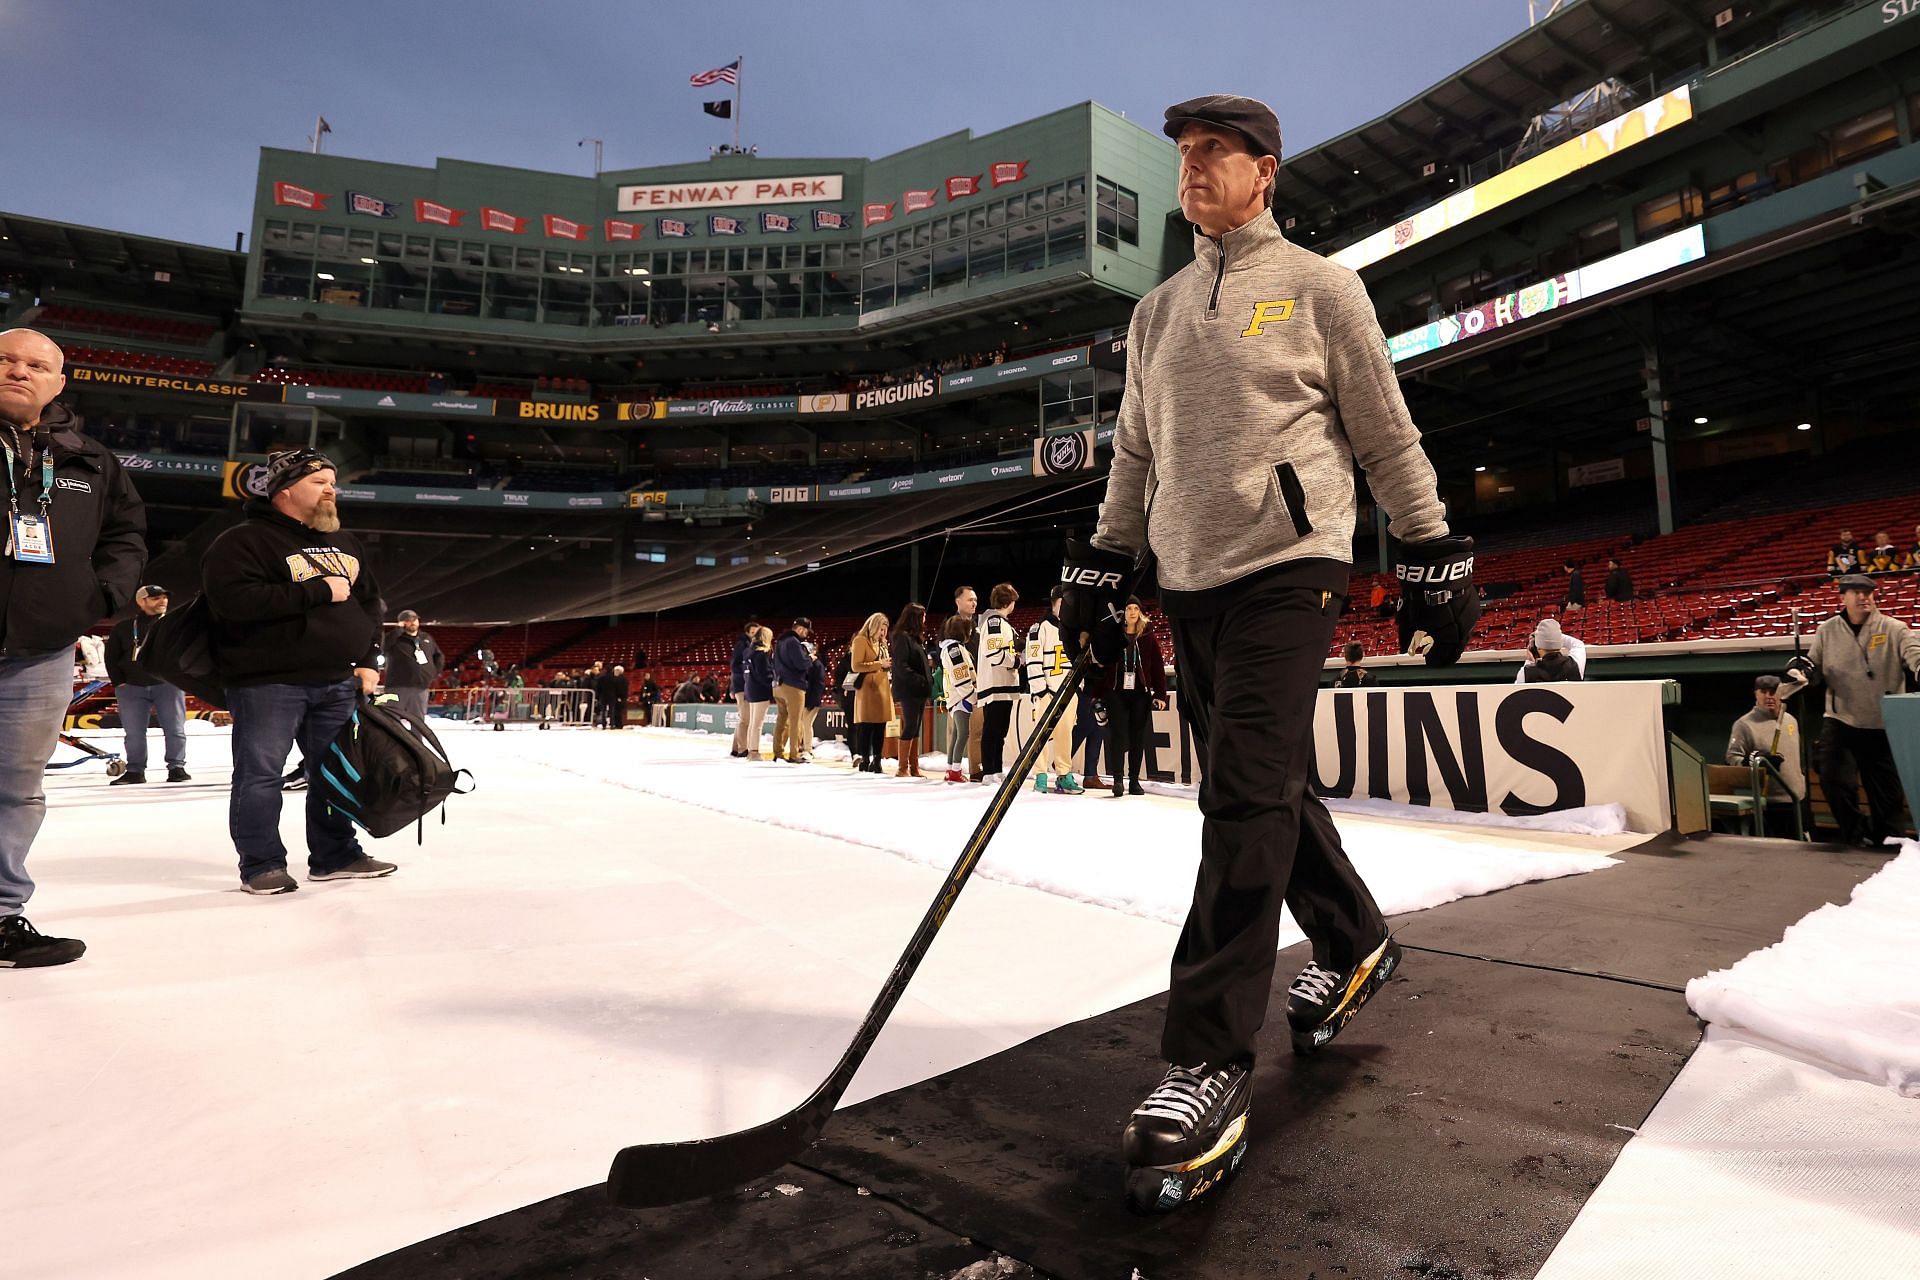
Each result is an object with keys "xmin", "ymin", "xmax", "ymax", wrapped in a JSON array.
[
  {"xmin": 312, "ymin": 115, "xmax": 324, "ymax": 155},
  {"xmin": 733, "ymin": 56, "xmax": 742, "ymax": 153}
]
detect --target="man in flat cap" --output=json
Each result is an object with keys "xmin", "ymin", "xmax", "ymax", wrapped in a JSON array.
[
  {"xmin": 1786, "ymin": 573, "xmax": 1920, "ymax": 848},
  {"xmin": 1057, "ymin": 94, "xmax": 1480, "ymax": 1205},
  {"xmin": 202, "ymin": 448, "xmax": 392, "ymax": 895}
]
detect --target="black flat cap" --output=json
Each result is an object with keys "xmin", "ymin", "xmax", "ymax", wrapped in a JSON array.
[
  {"xmin": 1836, "ymin": 573, "xmax": 1878, "ymax": 591},
  {"xmin": 1164, "ymin": 94, "xmax": 1283, "ymax": 161}
]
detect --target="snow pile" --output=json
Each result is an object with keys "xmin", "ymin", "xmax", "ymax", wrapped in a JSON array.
[
  {"xmin": 1686, "ymin": 843, "xmax": 1920, "ymax": 1096},
  {"xmin": 479, "ymin": 727, "xmax": 1622, "ymax": 935}
]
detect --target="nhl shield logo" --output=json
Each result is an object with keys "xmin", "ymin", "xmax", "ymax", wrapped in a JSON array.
[{"xmin": 1039, "ymin": 432, "xmax": 1090, "ymax": 477}]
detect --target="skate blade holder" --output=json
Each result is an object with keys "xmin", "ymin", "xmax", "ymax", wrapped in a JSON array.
[{"xmin": 1124, "ymin": 1113, "xmax": 1251, "ymax": 1214}]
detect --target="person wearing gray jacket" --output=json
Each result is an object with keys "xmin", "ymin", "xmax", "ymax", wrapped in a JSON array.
[
  {"xmin": 1786, "ymin": 574, "xmax": 1920, "ymax": 847},
  {"xmin": 1056, "ymin": 94, "xmax": 1479, "ymax": 1205}
]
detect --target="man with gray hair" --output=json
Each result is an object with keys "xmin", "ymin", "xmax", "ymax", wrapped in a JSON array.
[
  {"xmin": 1517, "ymin": 618, "xmax": 1587, "ymax": 683},
  {"xmin": 0, "ymin": 329, "xmax": 146, "ymax": 967}
]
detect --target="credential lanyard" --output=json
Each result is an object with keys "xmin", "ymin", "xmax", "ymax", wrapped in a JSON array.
[{"xmin": 1, "ymin": 434, "xmax": 53, "ymax": 523}]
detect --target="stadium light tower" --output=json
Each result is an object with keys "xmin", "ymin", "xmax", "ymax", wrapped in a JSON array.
[{"xmin": 579, "ymin": 138, "xmax": 604, "ymax": 175}]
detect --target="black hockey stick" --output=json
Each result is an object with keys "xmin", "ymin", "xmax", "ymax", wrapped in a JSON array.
[{"xmin": 607, "ymin": 652, "xmax": 1097, "ymax": 1207}]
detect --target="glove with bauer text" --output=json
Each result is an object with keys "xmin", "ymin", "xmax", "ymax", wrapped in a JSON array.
[
  {"xmin": 1784, "ymin": 654, "xmax": 1817, "ymax": 686},
  {"xmin": 1058, "ymin": 536, "xmax": 1132, "ymax": 665},
  {"xmin": 1394, "ymin": 535, "xmax": 1479, "ymax": 666}
]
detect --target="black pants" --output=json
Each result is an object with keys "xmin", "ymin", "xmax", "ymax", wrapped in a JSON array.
[
  {"xmin": 1818, "ymin": 721, "xmax": 1903, "ymax": 845},
  {"xmin": 1164, "ymin": 582, "xmax": 1386, "ymax": 1067},
  {"xmin": 980, "ymin": 701, "xmax": 1014, "ymax": 775},
  {"xmin": 1105, "ymin": 689, "xmax": 1154, "ymax": 783},
  {"xmin": 852, "ymin": 722, "xmax": 884, "ymax": 771}
]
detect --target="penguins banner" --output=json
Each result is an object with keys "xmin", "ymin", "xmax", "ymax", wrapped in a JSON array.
[{"xmin": 1032, "ymin": 429, "xmax": 1095, "ymax": 477}]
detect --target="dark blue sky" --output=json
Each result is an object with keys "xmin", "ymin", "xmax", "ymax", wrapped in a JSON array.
[{"xmin": 17, "ymin": 0, "xmax": 1531, "ymax": 249}]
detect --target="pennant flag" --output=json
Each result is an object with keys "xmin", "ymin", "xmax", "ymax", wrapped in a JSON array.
[
  {"xmin": 657, "ymin": 217, "xmax": 694, "ymax": 238},
  {"xmin": 345, "ymin": 191, "xmax": 397, "ymax": 219},
  {"xmin": 543, "ymin": 214, "xmax": 590, "ymax": 241},
  {"xmin": 812, "ymin": 209, "xmax": 849, "ymax": 231},
  {"xmin": 708, "ymin": 214, "xmax": 745, "ymax": 236},
  {"xmin": 690, "ymin": 60, "xmax": 740, "ymax": 87},
  {"xmin": 945, "ymin": 174, "xmax": 982, "ymax": 200},
  {"xmin": 605, "ymin": 219, "xmax": 644, "ymax": 241},
  {"xmin": 479, "ymin": 207, "xmax": 527, "ymax": 234},
  {"xmin": 317, "ymin": 117, "xmax": 333, "ymax": 137},
  {"xmin": 760, "ymin": 211, "xmax": 794, "ymax": 234},
  {"xmin": 904, "ymin": 189, "xmax": 938, "ymax": 213},
  {"xmin": 414, "ymin": 199, "xmax": 463, "ymax": 227},
  {"xmin": 862, "ymin": 202, "xmax": 895, "ymax": 227},
  {"xmin": 702, "ymin": 100, "xmax": 733, "ymax": 118},
  {"xmin": 990, "ymin": 160, "xmax": 1029, "ymax": 188},
  {"xmin": 272, "ymin": 181, "xmax": 327, "ymax": 210}
]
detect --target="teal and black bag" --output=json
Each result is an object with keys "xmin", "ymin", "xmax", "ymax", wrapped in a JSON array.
[{"xmin": 319, "ymin": 693, "xmax": 474, "ymax": 841}]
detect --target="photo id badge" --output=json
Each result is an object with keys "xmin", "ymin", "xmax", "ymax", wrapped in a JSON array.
[
  {"xmin": 415, "ymin": 648, "xmax": 430, "ymax": 664},
  {"xmin": 1122, "ymin": 671, "xmax": 1137, "ymax": 691},
  {"xmin": 10, "ymin": 513, "xmax": 54, "ymax": 564}
]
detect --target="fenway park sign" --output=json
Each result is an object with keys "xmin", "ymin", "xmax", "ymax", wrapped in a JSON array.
[{"xmin": 617, "ymin": 175, "xmax": 844, "ymax": 212}]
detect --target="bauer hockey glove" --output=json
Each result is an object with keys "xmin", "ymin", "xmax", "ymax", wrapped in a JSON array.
[
  {"xmin": 1394, "ymin": 535, "xmax": 1479, "ymax": 666},
  {"xmin": 1059, "ymin": 536, "xmax": 1132, "ymax": 665}
]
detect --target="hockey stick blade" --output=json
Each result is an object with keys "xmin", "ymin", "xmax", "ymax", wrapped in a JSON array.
[{"xmin": 606, "ymin": 653, "xmax": 1097, "ymax": 1208}]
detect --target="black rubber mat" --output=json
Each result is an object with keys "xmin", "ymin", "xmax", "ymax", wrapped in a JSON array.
[{"xmin": 341, "ymin": 835, "xmax": 1878, "ymax": 1279}]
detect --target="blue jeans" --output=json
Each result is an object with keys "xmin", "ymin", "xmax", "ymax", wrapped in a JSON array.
[
  {"xmin": 227, "ymin": 680, "xmax": 363, "ymax": 882},
  {"xmin": 118, "ymin": 682, "xmax": 187, "ymax": 771},
  {"xmin": 0, "ymin": 650, "xmax": 76, "ymax": 916}
]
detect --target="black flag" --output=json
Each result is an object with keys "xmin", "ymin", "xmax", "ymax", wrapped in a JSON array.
[{"xmin": 703, "ymin": 99, "xmax": 732, "ymax": 118}]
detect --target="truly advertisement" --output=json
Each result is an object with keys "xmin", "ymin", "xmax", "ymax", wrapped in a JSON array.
[
  {"xmin": 1331, "ymin": 85, "xmax": 1695, "ymax": 274},
  {"xmin": 68, "ymin": 365, "xmax": 268, "ymax": 400},
  {"xmin": 940, "ymin": 347, "xmax": 1089, "ymax": 393},
  {"xmin": 617, "ymin": 175, "xmax": 844, "ymax": 213},
  {"xmin": 1386, "ymin": 225, "xmax": 1706, "ymax": 363}
]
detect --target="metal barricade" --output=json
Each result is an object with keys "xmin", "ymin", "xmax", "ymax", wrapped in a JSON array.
[{"xmin": 455, "ymin": 686, "xmax": 598, "ymax": 729}]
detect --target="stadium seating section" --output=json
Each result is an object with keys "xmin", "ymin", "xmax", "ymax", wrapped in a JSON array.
[
  {"xmin": 59, "ymin": 345, "xmax": 217, "ymax": 378},
  {"xmin": 33, "ymin": 303, "xmax": 217, "ymax": 346}
]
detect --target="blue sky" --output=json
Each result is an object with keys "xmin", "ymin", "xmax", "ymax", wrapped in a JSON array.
[{"xmin": 14, "ymin": 0, "xmax": 1532, "ymax": 248}]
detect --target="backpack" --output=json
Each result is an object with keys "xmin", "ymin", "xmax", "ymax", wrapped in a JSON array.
[
  {"xmin": 131, "ymin": 594, "xmax": 227, "ymax": 709},
  {"xmin": 318, "ymin": 693, "xmax": 474, "ymax": 842}
]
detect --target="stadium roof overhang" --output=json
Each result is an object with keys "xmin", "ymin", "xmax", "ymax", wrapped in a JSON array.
[
  {"xmin": 0, "ymin": 212, "xmax": 247, "ymax": 313},
  {"xmin": 1272, "ymin": 0, "xmax": 1812, "ymax": 230}
]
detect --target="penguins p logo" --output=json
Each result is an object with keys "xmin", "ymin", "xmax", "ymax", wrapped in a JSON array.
[{"xmin": 1241, "ymin": 299, "xmax": 1296, "ymax": 337}]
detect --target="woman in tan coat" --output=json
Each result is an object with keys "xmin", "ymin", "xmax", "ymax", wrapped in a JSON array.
[{"xmin": 849, "ymin": 611, "xmax": 893, "ymax": 773}]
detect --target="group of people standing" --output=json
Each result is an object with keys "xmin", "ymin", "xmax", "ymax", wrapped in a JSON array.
[{"xmin": 728, "ymin": 617, "xmax": 827, "ymax": 762}]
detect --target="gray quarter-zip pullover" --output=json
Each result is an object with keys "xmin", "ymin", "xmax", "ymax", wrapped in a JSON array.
[{"xmin": 1807, "ymin": 609, "xmax": 1920, "ymax": 729}]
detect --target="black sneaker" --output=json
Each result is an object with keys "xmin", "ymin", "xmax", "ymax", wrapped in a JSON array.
[
  {"xmin": 1286, "ymin": 935, "xmax": 1403, "ymax": 1054},
  {"xmin": 0, "ymin": 915, "xmax": 86, "ymax": 968},
  {"xmin": 167, "ymin": 767, "xmax": 192, "ymax": 783},
  {"xmin": 110, "ymin": 771, "xmax": 146, "ymax": 786},
  {"xmin": 243, "ymin": 869, "xmax": 299, "ymax": 895},
  {"xmin": 310, "ymin": 857, "xmax": 397, "ymax": 881}
]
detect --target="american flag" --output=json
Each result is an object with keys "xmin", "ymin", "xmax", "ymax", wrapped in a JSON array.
[{"xmin": 690, "ymin": 60, "xmax": 739, "ymax": 88}]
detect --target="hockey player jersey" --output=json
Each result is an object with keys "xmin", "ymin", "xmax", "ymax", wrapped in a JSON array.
[
  {"xmin": 1024, "ymin": 614, "xmax": 1069, "ymax": 697},
  {"xmin": 974, "ymin": 609, "xmax": 1024, "ymax": 704},
  {"xmin": 939, "ymin": 637, "xmax": 976, "ymax": 713}
]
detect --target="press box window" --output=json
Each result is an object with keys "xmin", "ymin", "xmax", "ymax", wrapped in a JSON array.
[
  {"xmin": 1633, "ymin": 188, "xmax": 1703, "ymax": 239},
  {"xmin": 1095, "ymin": 177, "xmax": 1138, "ymax": 249}
]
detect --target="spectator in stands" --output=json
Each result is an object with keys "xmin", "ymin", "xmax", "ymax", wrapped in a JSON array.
[
  {"xmin": 742, "ymin": 627, "xmax": 774, "ymax": 759},
  {"xmin": 939, "ymin": 614, "xmax": 977, "ymax": 784},
  {"xmin": 1561, "ymin": 560, "xmax": 1585, "ymax": 614},
  {"xmin": 849, "ymin": 612, "xmax": 893, "ymax": 774},
  {"xmin": 1, "ymin": 326, "xmax": 146, "ymax": 967},
  {"xmin": 1331, "ymin": 642, "xmax": 1372, "ymax": 689},
  {"xmin": 380, "ymin": 609, "xmax": 444, "ymax": 724},
  {"xmin": 1727, "ymin": 674, "xmax": 1806, "ymax": 837},
  {"xmin": 1868, "ymin": 530, "xmax": 1900, "ymax": 574},
  {"xmin": 802, "ymin": 642, "xmax": 825, "ymax": 760},
  {"xmin": 203, "ymin": 447, "xmax": 390, "ymax": 896},
  {"xmin": 1910, "ymin": 524, "xmax": 1920, "ymax": 570},
  {"xmin": 974, "ymin": 583, "xmax": 1023, "ymax": 781},
  {"xmin": 728, "ymin": 617, "xmax": 758, "ymax": 758},
  {"xmin": 771, "ymin": 617, "xmax": 813, "ymax": 764},
  {"xmin": 890, "ymin": 604, "xmax": 932, "ymax": 780},
  {"xmin": 105, "ymin": 585, "xmax": 190, "ymax": 785},
  {"xmin": 1100, "ymin": 598, "xmax": 1168, "ymax": 797},
  {"xmin": 1787, "ymin": 573, "xmax": 1920, "ymax": 849},
  {"xmin": 1517, "ymin": 618, "xmax": 1586, "ymax": 683},
  {"xmin": 1828, "ymin": 529, "xmax": 1861, "ymax": 576},
  {"xmin": 1604, "ymin": 557, "xmax": 1633, "ymax": 602}
]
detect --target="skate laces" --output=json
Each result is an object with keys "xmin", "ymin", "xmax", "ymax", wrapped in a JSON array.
[
  {"xmin": 1133, "ymin": 1063, "xmax": 1226, "ymax": 1127},
  {"xmin": 1289, "ymin": 961, "xmax": 1341, "ymax": 1006}
]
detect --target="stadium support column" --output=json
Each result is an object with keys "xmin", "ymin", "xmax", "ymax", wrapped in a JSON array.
[
  {"xmin": 1374, "ymin": 502, "xmax": 1389, "ymax": 574},
  {"xmin": 1642, "ymin": 342, "xmax": 1675, "ymax": 537}
]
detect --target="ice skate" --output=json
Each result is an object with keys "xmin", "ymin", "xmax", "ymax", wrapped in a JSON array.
[
  {"xmin": 1120, "ymin": 1060, "xmax": 1252, "ymax": 1213},
  {"xmin": 1286, "ymin": 934, "xmax": 1402, "ymax": 1054}
]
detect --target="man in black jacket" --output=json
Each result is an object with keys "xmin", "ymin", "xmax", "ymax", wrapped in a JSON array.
[
  {"xmin": 380, "ymin": 608, "xmax": 443, "ymax": 724},
  {"xmin": 204, "ymin": 448, "xmax": 389, "ymax": 896},
  {"xmin": 105, "ymin": 584, "xmax": 190, "ymax": 785},
  {"xmin": 0, "ymin": 329, "xmax": 146, "ymax": 967}
]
